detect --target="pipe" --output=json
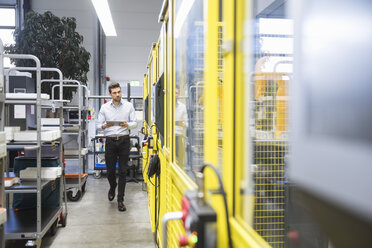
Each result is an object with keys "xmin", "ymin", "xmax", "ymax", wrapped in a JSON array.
[{"xmin": 162, "ymin": 211, "xmax": 183, "ymax": 248}]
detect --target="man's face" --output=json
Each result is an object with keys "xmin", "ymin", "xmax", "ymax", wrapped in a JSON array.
[{"xmin": 110, "ymin": 87, "xmax": 122, "ymax": 102}]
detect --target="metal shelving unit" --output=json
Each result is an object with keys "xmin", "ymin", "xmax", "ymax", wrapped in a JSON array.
[
  {"xmin": 0, "ymin": 39, "xmax": 7, "ymax": 248},
  {"xmin": 47, "ymin": 79, "xmax": 89, "ymax": 201},
  {"xmin": 2, "ymin": 57, "xmax": 67, "ymax": 247}
]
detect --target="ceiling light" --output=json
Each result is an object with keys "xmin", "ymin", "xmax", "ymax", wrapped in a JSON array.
[{"xmin": 91, "ymin": 0, "xmax": 117, "ymax": 36}]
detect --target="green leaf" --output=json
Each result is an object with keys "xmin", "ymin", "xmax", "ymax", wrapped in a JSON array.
[{"xmin": 5, "ymin": 11, "xmax": 91, "ymax": 100}]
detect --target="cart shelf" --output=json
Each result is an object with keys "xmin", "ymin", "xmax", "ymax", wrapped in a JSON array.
[
  {"xmin": 5, "ymin": 206, "xmax": 62, "ymax": 239},
  {"xmin": 5, "ymin": 179, "xmax": 57, "ymax": 194}
]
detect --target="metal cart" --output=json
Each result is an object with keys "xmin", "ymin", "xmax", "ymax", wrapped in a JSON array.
[
  {"xmin": 0, "ymin": 39, "xmax": 7, "ymax": 248},
  {"xmin": 47, "ymin": 79, "xmax": 89, "ymax": 201},
  {"xmin": 2, "ymin": 57, "xmax": 68, "ymax": 247}
]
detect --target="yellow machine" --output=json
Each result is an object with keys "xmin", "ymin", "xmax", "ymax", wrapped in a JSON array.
[
  {"xmin": 141, "ymin": 0, "xmax": 294, "ymax": 247},
  {"xmin": 141, "ymin": 0, "xmax": 372, "ymax": 247}
]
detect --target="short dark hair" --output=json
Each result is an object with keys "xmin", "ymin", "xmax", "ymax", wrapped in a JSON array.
[{"xmin": 108, "ymin": 82, "xmax": 121, "ymax": 93}]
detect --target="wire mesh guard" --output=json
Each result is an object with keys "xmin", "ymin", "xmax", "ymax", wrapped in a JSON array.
[
  {"xmin": 184, "ymin": 21, "xmax": 205, "ymax": 172},
  {"xmin": 253, "ymin": 72, "xmax": 289, "ymax": 248},
  {"xmin": 187, "ymin": 83, "xmax": 204, "ymax": 171},
  {"xmin": 186, "ymin": 22, "xmax": 224, "ymax": 171}
]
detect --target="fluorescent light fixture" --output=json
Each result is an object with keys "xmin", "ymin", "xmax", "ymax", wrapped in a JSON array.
[
  {"xmin": 91, "ymin": 0, "xmax": 117, "ymax": 36},
  {"xmin": 174, "ymin": 0, "xmax": 196, "ymax": 38}
]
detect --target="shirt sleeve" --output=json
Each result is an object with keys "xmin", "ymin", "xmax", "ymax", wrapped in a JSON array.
[
  {"xmin": 127, "ymin": 103, "xmax": 138, "ymax": 130},
  {"xmin": 182, "ymin": 105, "xmax": 188, "ymax": 128},
  {"xmin": 96, "ymin": 106, "xmax": 106, "ymax": 131}
]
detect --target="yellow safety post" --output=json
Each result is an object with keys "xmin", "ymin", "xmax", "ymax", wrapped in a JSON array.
[
  {"xmin": 223, "ymin": 0, "xmax": 274, "ymax": 247},
  {"xmin": 222, "ymin": 0, "xmax": 235, "ymax": 218},
  {"xmin": 204, "ymin": 0, "xmax": 228, "ymax": 247},
  {"xmin": 204, "ymin": 0, "xmax": 219, "ymax": 168}
]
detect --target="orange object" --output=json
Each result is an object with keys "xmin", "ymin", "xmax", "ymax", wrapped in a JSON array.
[
  {"xmin": 5, "ymin": 177, "xmax": 18, "ymax": 181},
  {"xmin": 254, "ymin": 72, "xmax": 289, "ymax": 133},
  {"xmin": 4, "ymin": 177, "xmax": 20, "ymax": 187},
  {"xmin": 65, "ymin": 173, "xmax": 88, "ymax": 179}
]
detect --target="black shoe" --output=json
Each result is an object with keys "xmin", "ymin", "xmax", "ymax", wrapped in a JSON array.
[
  {"xmin": 108, "ymin": 189, "xmax": 115, "ymax": 201},
  {"xmin": 118, "ymin": 201, "xmax": 126, "ymax": 212}
]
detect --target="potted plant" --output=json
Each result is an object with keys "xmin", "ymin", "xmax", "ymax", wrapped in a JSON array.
[{"xmin": 5, "ymin": 11, "xmax": 90, "ymax": 104}]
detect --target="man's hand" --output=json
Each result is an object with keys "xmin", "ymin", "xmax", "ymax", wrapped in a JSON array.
[
  {"xmin": 102, "ymin": 123, "xmax": 114, "ymax": 129},
  {"xmin": 119, "ymin": 121, "xmax": 128, "ymax": 127}
]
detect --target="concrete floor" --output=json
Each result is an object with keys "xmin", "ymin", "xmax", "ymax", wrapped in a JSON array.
[{"xmin": 6, "ymin": 176, "xmax": 154, "ymax": 248}]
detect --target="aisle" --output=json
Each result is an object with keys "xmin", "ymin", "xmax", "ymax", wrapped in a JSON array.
[{"xmin": 42, "ymin": 176, "xmax": 154, "ymax": 248}]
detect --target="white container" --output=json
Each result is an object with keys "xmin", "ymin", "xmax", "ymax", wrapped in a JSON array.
[
  {"xmin": 4, "ymin": 177, "xmax": 20, "ymax": 187},
  {"xmin": 0, "ymin": 131, "xmax": 5, "ymax": 144},
  {"xmin": 0, "ymin": 208, "xmax": 6, "ymax": 225},
  {"xmin": 20, "ymin": 167, "xmax": 62, "ymax": 180},
  {"xmin": 65, "ymin": 148, "xmax": 88, "ymax": 156},
  {"xmin": 41, "ymin": 118, "xmax": 64, "ymax": 131},
  {"xmin": 4, "ymin": 126, "xmax": 21, "ymax": 141},
  {"xmin": 0, "ymin": 143, "xmax": 7, "ymax": 158},
  {"xmin": 14, "ymin": 130, "xmax": 61, "ymax": 142},
  {"xmin": 6, "ymin": 93, "xmax": 50, "ymax": 100}
]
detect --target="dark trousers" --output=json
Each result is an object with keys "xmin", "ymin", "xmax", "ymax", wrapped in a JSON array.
[{"xmin": 105, "ymin": 137, "xmax": 130, "ymax": 202}]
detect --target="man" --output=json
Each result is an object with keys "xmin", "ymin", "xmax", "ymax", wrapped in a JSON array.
[{"xmin": 96, "ymin": 82, "xmax": 137, "ymax": 211}]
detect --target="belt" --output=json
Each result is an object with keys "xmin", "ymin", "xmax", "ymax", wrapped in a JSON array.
[{"xmin": 106, "ymin": 135, "xmax": 130, "ymax": 141}]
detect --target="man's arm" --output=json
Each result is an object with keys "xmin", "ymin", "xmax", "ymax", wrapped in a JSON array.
[
  {"xmin": 127, "ymin": 104, "xmax": 138, "ymax": 129},
  {"xmin": 96, "ymin": 106, "xmax": 113, "ymax": 130}
]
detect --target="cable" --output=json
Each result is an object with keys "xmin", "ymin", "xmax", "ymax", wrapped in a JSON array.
[
  {"xmin": 148, "ymin": 174, "xmax": 159, "ymax": 188},
  {"xmin": 148, "ymin": 123, "xmax": 161, "ymax": 247},
  {"xmin": 149, "ymin": 123, "xmax": 156, "ymax": 135},
  {"xmin": 154, "ymin": 171, "xmax": 161, "ymax": 247},
  {"xmin": 154, "ymin": 174, "xmax": 159, "ymax": 247},
  {"xmin": 201, "ymin": 163, "xmax": 233, "ymax": 248},
  {"xmin": 143, "ymin": 153, "xmax": 150, "ymax": 176}
]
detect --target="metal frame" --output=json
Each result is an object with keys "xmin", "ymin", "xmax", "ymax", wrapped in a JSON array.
[
  {"xmin": 0, "ymin": 38, "xmax": 6, "ymax": 248},
  {"xmin": 4, "ymin": 67, "xmax": 68, "ymax": 219},
  {"xmin": 1, "ymin": 59, "xmax": 67, "ymax": 247},
  {"xmin": 45, "ymin": 79, "xmax": 89, "ymax": 200}
]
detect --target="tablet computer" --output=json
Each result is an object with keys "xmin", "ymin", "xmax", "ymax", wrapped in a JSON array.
[{"xmin": 106, "ymin": 120, "xmax": 124, "ymax": 126}]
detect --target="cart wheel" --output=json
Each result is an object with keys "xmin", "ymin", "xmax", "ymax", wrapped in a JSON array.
[
  {"xmin": 25, "ymin": 240, "xmax": 39, "ymax": 247},
  {"xmin": 49, "ymin": 219, "xmax": 58, "ymax": 236},
  {"xmin": 67, "ymin": 190, "xmax": 82, "ymax": 201},
  {"xmin": 59, "ymin": 212, "xmax": 67, "ymax": 227},
  {"xmin": 93, "ymin": 170, "xmax": 102, "ymax": 179},
  {"xmin": 82, "ymin": 182, "xmax": 87, "ymax": 193}
]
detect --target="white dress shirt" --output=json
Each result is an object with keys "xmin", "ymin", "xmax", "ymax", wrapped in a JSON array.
[
  {"xmin": 96, "ymin": 100, "xmax": 137, "ymax": 136},
  {"xmin": 175, "ymin": 100, "xmax": 187, "ymax": 135}
]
